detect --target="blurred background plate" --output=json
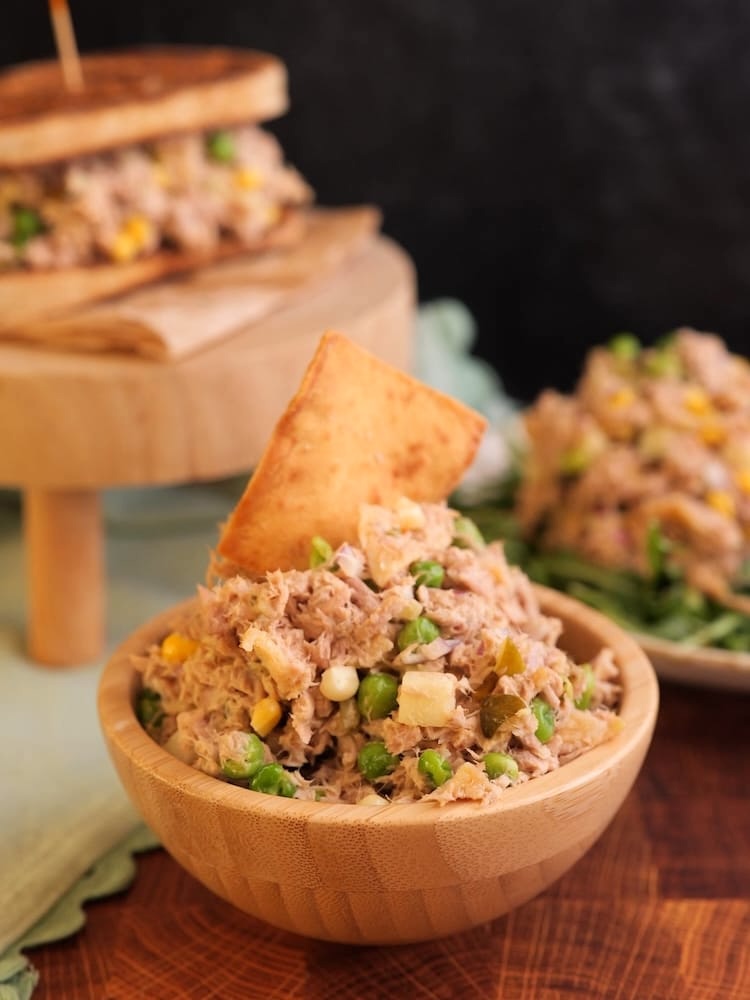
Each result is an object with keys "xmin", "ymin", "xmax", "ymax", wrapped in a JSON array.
[{"xmin": 636, "ymin": 634, "xmax": 750, "ymax": 692}]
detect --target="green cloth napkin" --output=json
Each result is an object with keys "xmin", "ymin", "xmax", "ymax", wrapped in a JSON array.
[
  {"xmin": 0, "ymin": 480, "xmax": 243, "ymax": 997},
  {"xmin": 0, "ymin": 300, "xmax": 515, "ymax": 997}
]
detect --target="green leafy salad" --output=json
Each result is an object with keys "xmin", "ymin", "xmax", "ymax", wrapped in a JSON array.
[{"xmin": 461, "ymin": 504, "xmax": 750, "ymax": 651}]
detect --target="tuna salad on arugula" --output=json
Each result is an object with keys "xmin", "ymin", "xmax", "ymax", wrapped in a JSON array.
[
  {"xmin": 509, "ymin": 327, "xmax": 750, "ymax": 649},
  {"xmin": 136, "ymin": 499, "xmax": 621, "ymax": 805}
]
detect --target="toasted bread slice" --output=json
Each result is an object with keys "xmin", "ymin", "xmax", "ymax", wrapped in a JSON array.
[
  {"xmin": 216, "ymin": 331, "xmax": 487, "ymax": 576},
  {"xmin": 0, "ymin": 46, "xmax": 288, "ymax": 168},
  {"xmin": 0, "ymin": 208, "xmax": 308, "ymax": 330}
]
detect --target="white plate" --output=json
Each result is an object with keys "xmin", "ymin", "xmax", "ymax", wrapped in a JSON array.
[{"xmin": 635, "ymin": 634, "xmax": 750, "ymax": 692}]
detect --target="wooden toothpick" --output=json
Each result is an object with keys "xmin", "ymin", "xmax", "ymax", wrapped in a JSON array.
[{"xmin": 49, "ymin": 0, "xmax": 84, "ymax": 93}]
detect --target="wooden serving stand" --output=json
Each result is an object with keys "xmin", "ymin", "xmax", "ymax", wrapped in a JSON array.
[{"xmin": 0, "ymin": 215, "xmax": 416, "ymax": 666}]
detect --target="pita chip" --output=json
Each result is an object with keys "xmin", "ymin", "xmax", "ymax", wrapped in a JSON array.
[{"xmin": 216, "ymin": 330, "xmax": 487, "ymax": 575}]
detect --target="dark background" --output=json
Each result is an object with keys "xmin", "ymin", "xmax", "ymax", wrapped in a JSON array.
[{"xmin": 4, "ymin": 1, "xmax": 750, "ymax": 401}]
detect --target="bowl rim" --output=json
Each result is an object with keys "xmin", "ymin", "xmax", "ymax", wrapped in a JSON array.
[{"xmin": 97, "ymin": 584, "xmax": 659, "ymax": 828}]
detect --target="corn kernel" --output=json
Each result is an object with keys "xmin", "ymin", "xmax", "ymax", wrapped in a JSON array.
[
  {"xmin": 607, "ymin": 386, "xmax": 635, "ymax": 409},
  {"xmin": 684, "ymin": 386, "xmax": 712, "ymax": 415},
  {"xmin": 234, "ymin": 167, "xmax": 264, "ymax": 191},
  {"xmin": 251, "ymin": 696, "xmax": 282, "ymax": 737},
  {"xmin": 698, "ymin": 420, "xmax": 726, "ymax": 446},
  {"xmin": 110, "ymin": 230, "xmax": 138, "ymax": 263},
  {"xmin": 123, "ymin": 215, "xmax": 152, "ymax": 246},
  {"xmin": 319, "ymin": 665, "xmax": 360, "ymax": 702},
  {"xmin": 358, "ymin": 792, "xmax": 388, "ymax": 806},
  {"xmin": 706, "ymin": 490, "xmax": 735, "ymax": 517},
  {"xmin": 736, "ymin": 470, "xmax": 750, "ymax": 495},
  {"xmin": 160, "ymin": 632, "xmax": 199, "ymax": 664}
]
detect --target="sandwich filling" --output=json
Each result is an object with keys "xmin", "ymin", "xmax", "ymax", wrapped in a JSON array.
[{"xmin": 0, "ymin": 124, "xmax": 311, "ymax": 269}]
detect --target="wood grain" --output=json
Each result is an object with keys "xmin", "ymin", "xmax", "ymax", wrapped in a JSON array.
[
  {"xmin": 28, "ymin": 684, "xmax": 750, "ymax": 999},
  {"xmin": 0, "ymin": 234, "xmax": 414, "ymax": 491},
  {"xmin": 24, "ymin": 488, "xmax": 103, "ymax": 665}
]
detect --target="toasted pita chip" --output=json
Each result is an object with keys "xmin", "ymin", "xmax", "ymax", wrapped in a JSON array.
[{"xmin": 216, "ymin": 330, "xmax": 487, "ymax": 575}]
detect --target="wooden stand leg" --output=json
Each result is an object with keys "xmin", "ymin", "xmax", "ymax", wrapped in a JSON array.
[{"xmin": 24, "ymin": 488, "xmax": 105, "ymax": 666}]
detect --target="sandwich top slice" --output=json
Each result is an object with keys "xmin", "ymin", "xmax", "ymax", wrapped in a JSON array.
[{"xmin": 0, "ymin": 46, "xmax": 312, "ymax": 277}]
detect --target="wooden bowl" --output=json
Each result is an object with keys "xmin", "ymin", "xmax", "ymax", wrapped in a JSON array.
[{"xmin": 97, "ymin": 585, "xmax": 659, "ymax": 945}]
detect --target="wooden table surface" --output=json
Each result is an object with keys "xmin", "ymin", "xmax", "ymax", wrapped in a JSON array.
[{"xmin": 27, "ymin": 678, "xmax": 749, "ymax": 1000}]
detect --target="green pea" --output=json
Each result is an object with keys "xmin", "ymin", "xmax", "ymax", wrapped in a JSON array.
[
  {"xmin": 357, "ymin": 741, "xmax": 399, "ymax": 781},
  {"xmin": 574, "ymin": 664, "xmax": 596, "ymax": 710},
  {"xmin": 136, "ymin": 688, "xmax": 163, "ymax": 728},
  {"xmin": 206, "ymin": 129, "xmax": 236, "ymax": 163},
  {"xmin": 643, "ymin": 345, "xmax": 682, "ymax": 378},
  {"xmin": 484, "ymin": 752, "xmax": 519, "ymax": 781},
  {"xmin": 410, "ymin": 560, "xmax": 445, "ymax": 589},
  {"xmin": 530, "ymin": 697, "xmax": 555, "ymax": 743},
  {"xmin": 309, "ymin": 535, "xmax": 334, "ymax": 568},
  {"xmin": 397, "ymin": 616, "xmax": 440, "ymax": 650},
  {"xmin": 357, "ymin": 672, "xmax": 399, "ymax": 721},
  {"xmin": 11, "ymin": 205, "xmax": 44, "ymax": 247},
  {"xmin": 608, "ymin": 332, "xmax": 641, "ymax": 362},
  {"xmin": 417, "ymin": 749, "xmax": 452, "ymax": 787},
  {"xmin": 452, "ymin": 516, "xmax": 485, "ymax": 550},
  {"xmin": 221, "ymin": 733, "xmax": 266, "ymax": 780},
  {"xmin": 250, "ymin": 763, "xmax": 296, "ymax": 797}
]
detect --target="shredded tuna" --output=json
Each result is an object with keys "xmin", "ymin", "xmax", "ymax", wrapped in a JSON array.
[
  {"xmin": 517, "ymin": 328, "xmax": 750, "ymax": 595},
  {"xmin": 136, "ymin": 499, "xmax": 621, "ymax": 805}
]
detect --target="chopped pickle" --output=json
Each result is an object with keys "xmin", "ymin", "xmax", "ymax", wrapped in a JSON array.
[
  {"xmin": 473, "ymin": 672, "xmax": 497, "ymax": 701},
  {"xmin": 452, "ymin": 516, "xmax": 485, "ymax": 550},
  {"xmin": 495, "ymin": 636, "xmax": 525, "ymax": 676},
  {"xmin": 479, "ymin": 693, "xmax": 527, "ymax": 738},
  {"xmin": 136, "ymin": 688, "xmax": 163, "ymax": 728},
  {"xmin": 309, "ymin": 535, "xmax": 334, "ymax": 568},
  {"xmin": 559, "ymin": 445, "xmax": 591, "ymax": 476},
  {"xmin": 574, "ymin": 664, "xmax": 596, "ymax": 710}
]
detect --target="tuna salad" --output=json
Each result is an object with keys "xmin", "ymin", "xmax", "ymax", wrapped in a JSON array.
[
  {"xmin": 135, "ymin": 498, "xmax": 621, "ymax": 805},
  {"xmin": 516, "ymin": 328, "xmax": 750, "ymax": 610},
  {"xmin": 0, "ymin": 124, "xmax": 311, "ymax": 269}
]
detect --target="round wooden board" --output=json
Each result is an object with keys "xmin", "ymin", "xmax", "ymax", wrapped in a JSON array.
[{"xmin": 0, "ymin": 236, "xmax": 415, "ymax": 490}]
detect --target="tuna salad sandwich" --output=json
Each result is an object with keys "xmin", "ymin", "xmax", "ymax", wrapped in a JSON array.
[
  {"xmin": 0, "ymin": 46, "xmax": 312, "ymax": 320},
  {"xmin": 134, "ymin": 331, "xmax": 622, "ymax": 805}
]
